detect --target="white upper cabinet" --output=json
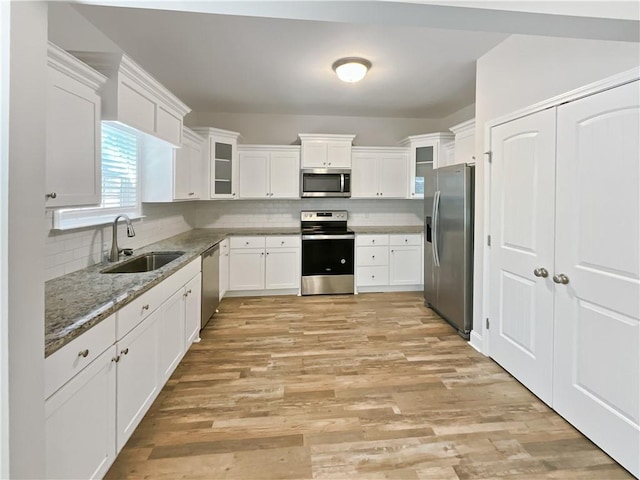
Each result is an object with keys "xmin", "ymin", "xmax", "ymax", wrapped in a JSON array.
[
  {"xmin": 142, "ymin": 127, "xmax": 204, "ymax": 202},
  {"xmin": 400, "ymin": 133, "xmax": 454, "ymax": 199},
  {"xmin": 449, "ymin": 118, "xmax": 476, "ymax": 166},
  {"xmin": 238, "ymin": 145, "xmax": 300, "ymax": 199},
  {"xmin": 351, "ymin": 147, "xmax": 408, "ymax": 199},
  {"xmin": 193, "ymin": 127, "xmax": 241, "ymax": 200},
  {"xmin": 46, "ymin": 42, "xmax": 107, "ymax": 208},
  {"xmin": 299, "ymin": 134, "xmax": 355, "ymax": 169},
  {"xmin": 70, "ymin": 51, "xmax": 191, "ymax": 147}
]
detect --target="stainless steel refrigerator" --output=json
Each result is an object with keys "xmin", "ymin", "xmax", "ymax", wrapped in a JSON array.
[{"xmin": 424, "ymin": 164, "xmax": 474, "ymax": 338}]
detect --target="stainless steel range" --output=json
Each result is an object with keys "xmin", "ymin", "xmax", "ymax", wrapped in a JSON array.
[{"xmin": 301, "ymin": 210, "xmax": 355, "ymax": 295}]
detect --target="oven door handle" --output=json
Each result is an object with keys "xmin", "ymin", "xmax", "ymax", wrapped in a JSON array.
[{"xmin": 302, "ymin": 234, "xmax": 355, "ymax": 240}]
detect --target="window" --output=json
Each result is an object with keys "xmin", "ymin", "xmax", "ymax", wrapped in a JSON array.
[{"xmin": 53, "ymin": 122, "xmax": 141, "ymax": 230}]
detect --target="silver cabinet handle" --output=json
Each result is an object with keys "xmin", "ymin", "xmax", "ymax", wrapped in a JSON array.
[
  {"xmin": 533, "ymin": 268, "xmax": 549, "ymax": 278},
  {"xmin": 78, "ymin": 349, "xmax": 89, "ymax": 358},
  {"xmin": 553, "ymin": 273, "xmax": 570, "ymax": 285},
  {"xmin": 46, "ymin": 192, "xmax": 57, "ymax": 199},
  {"xmin": 120, "ymin": 348, "xmax": 129, "ymax": 355}
]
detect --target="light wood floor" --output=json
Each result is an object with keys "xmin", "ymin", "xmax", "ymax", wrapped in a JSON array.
[{"xmin": 106, "ymin": 292, "xmax": 632, "ymax": 479}]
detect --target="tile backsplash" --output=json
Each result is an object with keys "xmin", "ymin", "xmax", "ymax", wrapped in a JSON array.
[
  {"xmin": 194, "ymin": 199, "xmax": 424, "ymax": 228},
  {"xmin": 45, "ymin": 203, "xmax": 195, "ymax": 281},
  {"xmin": 45, "ymin": 199, "xmax": 424, "ymax": 280}
]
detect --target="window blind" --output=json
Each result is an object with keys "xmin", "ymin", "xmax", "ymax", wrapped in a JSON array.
[{"xmin": 101, "ymin": 123, "xmax": 138, "ymax": 208}]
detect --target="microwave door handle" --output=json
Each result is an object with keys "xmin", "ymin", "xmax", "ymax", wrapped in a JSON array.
[
  {"xmin": 432, "ymin": 190, "xmax": 441, "ymax": 267},
  {"xmin": 340, "ymin": 174, "xmax": 345, "ymax": 193}
]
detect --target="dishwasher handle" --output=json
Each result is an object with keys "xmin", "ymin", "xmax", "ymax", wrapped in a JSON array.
[{"xmin": 202, "ymin": 244, "xmax": 220, "ymax": 259}]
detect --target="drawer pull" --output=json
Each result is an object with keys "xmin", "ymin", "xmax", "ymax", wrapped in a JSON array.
[
  {"xmin": 78, "ymin": 349, "xmax": 89, "ymax": 358},
  {"xmin": 111, "ymin": 355, "xmax": 120, "ymax": 363},
  {"xmin": 120, "ymin": 348, "xmax": 129, "ymax": 355},
  {"xmin": 372, "ymin": 255, "xmax": 375, "ymax": 259},
  {"xmin": 142, "ymin": 304, "xmax": 150, "ymax": 311}
]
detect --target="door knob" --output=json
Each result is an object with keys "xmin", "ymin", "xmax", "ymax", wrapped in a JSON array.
[
  {"xmin": 553, "ymin": 273, "xmax": 570, "ymax": 284},
  {"xmin": 533, "ymin": 267, "xmax": 549, "ymax": 278}
]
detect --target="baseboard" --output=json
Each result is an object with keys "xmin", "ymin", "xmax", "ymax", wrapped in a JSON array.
[
  {"xmin": 356, "ymin": 284, "xmax": 423, "ymax": 293},
  {"xmin": 224, "ymin": 288, "xmax": 299, "ymax": 298},
  {"xmin": 468, "ymin": 330, "xmax": 485, "ymax": 355}
]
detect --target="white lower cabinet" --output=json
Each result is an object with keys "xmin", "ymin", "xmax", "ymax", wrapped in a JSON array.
[
  {"xmin": 185, "ymin": 273, "xmax": 202, "ymax": 348},
  {"xmin": 228, "ymin": 236, "xmax": 300, "ymax": 294},
  {"xmin": 158, "ymin": 289, "xmax": 185, "ymax": 384},
  {"xmin": 219, "ymin": 239, "xmax": 229, "ymax": 299},
  {"xmin": 356, "ymin": 234, "xmax": 422, "ymax": 291},
  {"xmin": 45, "ymin": 259, "xmax": 202, "ymax": 479},
  {"xmin": 116, "ymin": 308, "xmax": 160, "ymax": 452},
  {"xmin": 45, "ymin": 346, "xmax": 116, "ymax": 480}
]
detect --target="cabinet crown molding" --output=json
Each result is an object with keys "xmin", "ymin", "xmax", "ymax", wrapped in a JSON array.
[
  {"xmin": 182, "ymin": 126, "xmax": 205, "ymax": 145},
  {"xmin": 191, "ymin": 126, "xmax": 241, "ymax": 140},
  {"xmin": 399, "ymin": 132, "xmax": 454, "ymax": 147},
  {"xmin": 298, "ymin": 133, "xmax": 356, "ymax": 143},
  {"xmin": 68, "ymin": 50, "xmax": 191, "ymax": 117},
  {"xmin": 237, "ymin": 145, "xmax": 301, "ymax": 152},
  {"xmin": 449, "ymin": 118, "xmax": 475, "ymax": 138},
  {"xmin": 352, "ymin": 146, "xmax": 409, "ymax": 154},
  {"xmin": 48, "ymin": 42, "xmax": 107, "ymax": 91}
]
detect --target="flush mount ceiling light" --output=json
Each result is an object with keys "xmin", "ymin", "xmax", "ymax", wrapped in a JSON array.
[{"xmin": 332, "ymin": 57, "xmax": 371, "ymax": 83}]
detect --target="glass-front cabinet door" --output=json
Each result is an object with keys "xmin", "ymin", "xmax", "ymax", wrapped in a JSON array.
[
  {"xmin": 191, "ymin": 127, "xmax": 240, "ymax": 199},
  {"xmin": 213, "ymin": 140, "xmax": 234, "ymax": 196},
  {"xmin": 400, "ymin": 133, "xmax": 454, "ymax": 199}
]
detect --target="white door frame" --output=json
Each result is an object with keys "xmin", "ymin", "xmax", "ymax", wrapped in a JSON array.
[{"xmin": 480, "ymin": 66, "xmax": 640, "ymax": 357}]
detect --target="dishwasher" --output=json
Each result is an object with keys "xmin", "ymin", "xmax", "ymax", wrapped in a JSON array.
[{"xmin": 201, "ymin": 243, "xmax": 220, "ymax": 329}]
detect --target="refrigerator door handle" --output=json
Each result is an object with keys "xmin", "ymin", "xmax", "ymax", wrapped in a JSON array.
[{"xmin": 433, "ymin": 190, "xmax": 441, "ymax": 267}]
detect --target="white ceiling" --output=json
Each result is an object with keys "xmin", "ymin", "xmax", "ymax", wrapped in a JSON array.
[{"xmin": 72, "ymin": 1, "xmax": 638, "ymax": 119}]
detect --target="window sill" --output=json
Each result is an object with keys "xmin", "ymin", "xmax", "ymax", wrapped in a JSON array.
[{"xmin": 51, "ymin": 210, "xmax": 144, "ymax": 231}]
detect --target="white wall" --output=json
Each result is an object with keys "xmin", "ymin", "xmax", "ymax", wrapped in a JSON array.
[
  {"xmin": 5, "ymin": 3, "xmax": 47, "ymax": 478},
  {"xmin": 0, "ymin": 2, "xmax": 9, "ymax": 477},
  {"xmin": 45, "ymin": 203, "xmax": 195, "ymax": 280},
  {"xmin": 186, "ymin": 111, "xmax": 449, "ymax": 146},
  {"xmin": 473, "ymin": 34, "xmax": 640, "ymax": 351},
  {"xmin": 195, "ymin": 199, "xmax": 423, "ymax": 229},
  {"xmin": 48, "ymin": 2, "xmax": 122, "ymax": 53}
]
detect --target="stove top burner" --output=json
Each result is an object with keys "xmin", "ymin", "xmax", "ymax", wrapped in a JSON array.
[{"xmin": 300, "ymin": 210, "xmax": 349, "ymax": 235}]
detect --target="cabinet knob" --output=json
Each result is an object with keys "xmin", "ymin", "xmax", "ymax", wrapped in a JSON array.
[
  {"xmin": 111, "ymin": 355, "xmax": 120, "ymax": 363},
  {"xmin": 328, "ymin": 162, "xmax": 331, "ymax": 166},
  {"xmin": 142, "ymin": 304, "xmax": 150, "ymax": 311},
  {"xmin": 189, "ymin": 192, "xmax": 195, "ymax": 196},
  {"xmin": 372, "ymin": 255, "xmax": 375, "ymax": 259},
  {"xmin": 376, "ymin": 193, "xmax": 379, "ymax": 196},
  {"xmin": 391, "ymin": 250, "xmax": 394, "ymax": 253},
  {"xmin": 261, "ymin": 252, "xmax": 264, "ymax": 256},
  {"xmin": 46, "ymin": 192, "xmax": 57, "ymax": 199},
  {"xmin": 266, "ymin": 193, "xmax": 270, "ymax": 197},
  {"xmin": 187, "ymin": 289, "xmax": 192, "ymax": 294},
  {"xmin": 120, "ymin": 348, "xmax": 129, "ymax": 355},
  {"xmin": 372, "ymin": 275, "xmax": 375, "ymax": 279},
  {"xmin": 405, "ymin": 239, "xmax": 408, "ymax": 243},
  {"xmin": 78, "ymin": 349, "xmax": 89, "ymax": 358},
  {"xmin": 553, "ymin": 273, "xmax": 570, "ymax": 285},
  {"xmin": 533, "ymin": 267, "xmax": 549, "ymax": 278},
  {"xmin": 266, "ymin": 252, "xmax": 270, "ymax": 255},
  {"xmin": 379, "ymin": 192, "xmax": 383, "ymax": 196},
  {"xmin": 411, "ymin": 192, "xmax": 415, "ymax": 196}
]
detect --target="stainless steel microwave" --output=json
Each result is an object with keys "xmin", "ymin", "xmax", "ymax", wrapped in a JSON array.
[{"xmin": 300, "ymin": 169, "xmax": 351, "ymax": 198}]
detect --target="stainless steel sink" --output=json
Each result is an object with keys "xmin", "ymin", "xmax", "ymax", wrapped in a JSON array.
[{"xmin": 101, "ymin": 251, "xmax": 185, "ymax": 274}]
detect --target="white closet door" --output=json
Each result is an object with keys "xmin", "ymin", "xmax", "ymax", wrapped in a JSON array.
[
  {"xmin": 554, "ymin": 80, "xmax": 640, "ymax": 477},
  {"xmin": 489, "ymin": 108, "xmax": 556, "ymax": 404}
]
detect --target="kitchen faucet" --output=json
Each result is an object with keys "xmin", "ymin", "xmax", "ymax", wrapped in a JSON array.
[{"xmin": 109, "ymin": 214, "xmax": 136, "ymax": 262}]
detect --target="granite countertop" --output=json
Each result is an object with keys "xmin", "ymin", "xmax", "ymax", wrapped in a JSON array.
[
  {"xmin": 350, "ymin": 225, "xmax": 423, "ymax": 234},
  {"xmin": 45, "ymin": 225, "xmax": 421, "ymax": 357},
  {"xmin": 44, "ymin": 227, "xmax": 301, "ymax": 357}
]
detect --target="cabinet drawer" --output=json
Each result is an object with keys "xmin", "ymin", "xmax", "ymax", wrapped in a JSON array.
[
  {"xmin": 266, "ymin": 235, "xmax": 301, "ymax": 248},
  {"xmin": 357, "ymin": 266, "xmax": 389, "ymax": 286},
  {"xmin": 116, "ymin": 283, "xmax": 164, "ymax": 341},
  {"xmin": 230, "ymin": 236, "xmax": 266, "ymax": 249},
  {"xmin": 357, "ymin": 246, "xmax": 389, "ymax": 266},
  {"xmin": 356, "ymin": 234, "xmax": 389, "ymax": 246},
  {"xmin": 161, "ymin": 257, "xmax": 201, "ymax": 298},
  {"xmin": 389, "ymin": 234, "xmax": 422, "ymax": 246},
  {"xmin": 45, "ymin": 314, "xmax": 116, "ymax": 399}
]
